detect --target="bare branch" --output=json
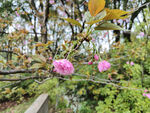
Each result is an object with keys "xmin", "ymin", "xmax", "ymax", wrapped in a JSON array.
[
  {"xmin": 129, "ymin": 2, "xmax": 150, "ymax": 30},
  {"xmin": 0, "ymin": 81, "xmax": 21, "ymax": 89},
  {"xmin": 0, "ymin": 73, "xmax": 149, "ymax": 91},
  {"xmin": 0, "ymin": 69, "xmax": 35, "ymax": 75},
  {"xmin": 29, "ymin": 0, "xmax": 38, "ymax": 14},
  {"xmin": 0, "ymin": 50, "xmax": 13, "ymax": 53},
  {"xmin": 0, "ymin": 76, "xmax": 48, "ymax": 81}
]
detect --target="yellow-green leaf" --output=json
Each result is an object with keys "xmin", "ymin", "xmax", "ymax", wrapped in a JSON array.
[
  {"xmin": 88, "ymin": 0, "xmax": 105, "ymax": 16},
  {"xmin": 103, "ymin": 8, "xmax": 130, "ymax": 20},
  {"xmin": 63, "ymin": 18, "xmax": 82, "ymax": 27},
  {"xmin": 86, "ymin": 9, "xmax": 106, "ymax": 24},
  {"xmin": 95, "ymin": 22, "xmax": 125, "ymax": 30}
]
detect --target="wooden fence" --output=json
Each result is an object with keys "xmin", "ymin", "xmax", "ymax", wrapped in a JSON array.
[{"xmin": 25, "ymin": 94, "xmax": 49, "ymax": 113}]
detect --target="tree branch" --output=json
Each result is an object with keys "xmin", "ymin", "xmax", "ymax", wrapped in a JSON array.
[
  {"xmin": 0, "ymin": 69, "xmax": 35, "ymax": 75},
  {"xmin": 0, "ymin": 50, "xmax": 13, "ymax": 53},
  {"xmin": 0, "ymin": 76, "xmax": 48, "ymax": 81},
  {"xmin": 60, "ymin": 0, "xmax": 75, "ymax": 39},
  {"xmin": 129, "ymin": 1, "xmax": 150, "ymax": 30}
]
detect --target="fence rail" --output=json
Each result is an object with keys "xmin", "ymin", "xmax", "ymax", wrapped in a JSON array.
[{"xmin": 25, "ymin": 94, "xmax": 49, "ymax": 113}]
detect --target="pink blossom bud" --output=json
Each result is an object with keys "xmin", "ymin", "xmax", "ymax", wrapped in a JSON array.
[
  {"xmin": 108, "ymin": 75, "xmax": 112, "ymax": 80},
  {"xmin": 126, "ymin": 61, "xmax": 129, "ymax": 64},
  {"xmin": 49, "ymin": 0, "xmax": 55, "ymax": 4},
  {"xmin": 130, "ymin": 61, "xmax": 134, "ymax": 66},
  {"xmin": 92, "ymin": 38, "xmax": 96, "ymax": 43},
  {"xmin": 76, "ymin": 18, "xmax": 80, "ymax": 21},
  {"xmin": 103, "ymin": 32, "xmax": 108, "ymax": 38},
  {"xmin": 31, "ymin": 25, "xmax": 34, "ymax": 29},
  {"xmin": 88, "ymin": 61, "xmax": 93, "ymax": 65},
  {"xmin": 15, "ymin": 11, "xmax": 20, "ymax": 17},
  {"xmin": 24, "ymin": 40, "xmax": 27, "ymax": 45},
  {"xmin": 94, "ymin": 54, "xmax": 99, "ymax": 61},
  {"xmin": 144, "ymin": 90, "xmax": 148, "ymax": 93},
  {"xmin": 53, "ymin": 69, "xmax": 56, "ymax": 72},
  {"xmin": 49, "ymin": 57, "xmax": 52, "ymax": 60},
  {"xmin": 139, "ymin": 32, "xmax": 144, "ymax": 37}
]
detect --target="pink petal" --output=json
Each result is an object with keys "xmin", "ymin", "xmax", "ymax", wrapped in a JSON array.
[
  {"xmin": 146, "ymin": 94, "xmax": 150, "ymax": 99},
  {"xmin": 15, "ymin": 11, "xmax": 20, "ymax": 17}
]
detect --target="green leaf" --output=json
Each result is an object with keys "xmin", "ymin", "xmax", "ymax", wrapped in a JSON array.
[
  {"xmin": 86, "ymin": 9, "xmax": 106, "ymax": 25},
  {"xmin": 63, "ymin": 18, "xmax": 82, "ymax": 27},
  {"xmin": 94, "ymin": 22, "xmax": 125, "ymax": 30}
]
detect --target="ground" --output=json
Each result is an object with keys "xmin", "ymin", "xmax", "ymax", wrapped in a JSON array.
[{"xmin": 0, "ymin": 97, "xmax": 35, "ymax": 113}]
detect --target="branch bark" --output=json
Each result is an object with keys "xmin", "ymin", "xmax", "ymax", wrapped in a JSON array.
[
  {"xmin": 0, "ymin": 76, "xmax": 48, "ymax": 81},
  {"xmin": 129, "ymin": 1, "xmax": 150, "ymax": 30},
  {"xmin": 41, "ymin": 0, "xmax": 50, "ymax": 43},
  {"xmin": 0, "ymin": 50, "xmax": 13, "ymax": 53},
  {"xmin": 0, "ymin": 69, "xmax": 35, "ymax": 75}
]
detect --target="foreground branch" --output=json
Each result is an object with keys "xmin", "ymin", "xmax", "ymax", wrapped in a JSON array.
[
  {"xmin": 0, "ymin": 76, "xmax": 48, "ymax": 81},
  {"xmin": 0, "ymin": 50, "xmax": 13, "ymax": 53},
  {"xmin": 0, "ymin": 69, "xmax": 35, "ymax": 75}
]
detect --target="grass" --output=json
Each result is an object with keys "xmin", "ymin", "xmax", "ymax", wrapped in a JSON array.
[{"xmin": 1, "ymin": 97, "xmax": 36, "ymax": 113}]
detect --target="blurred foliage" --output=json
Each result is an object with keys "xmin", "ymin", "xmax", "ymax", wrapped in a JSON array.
[{"xmin": 0, "ymin": 0, "xmax": 150, "ymax": 113}]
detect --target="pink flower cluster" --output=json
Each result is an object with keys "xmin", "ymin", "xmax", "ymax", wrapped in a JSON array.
[
  {"xmin": 53, "ymin": 59, "xmax": 74, "ymax": 75},
  {"xmin": 15, "ymin": 11, "xmax": 20, "ymax": 17},
  {"xmin": 88, "ymin": 54, "xmax": 111, "ymax": 72},
  {"xmin": 49, "ymin": 0, "xmax": 55, "ymax": 4},
  {"xmin": 126, "ymin": 61, "xmax": 134, "ymax": 66},
  {"xmin": 98, "ymin": 60, "xmax": 111, "ymax": 72},
  {"xmin": 143, "ymin": 90, "xmax": 150, "ymax": 99},
  {"xmin": 94, "ymin": 54, "xmax": 99, "ymax": 61},
  {"xmin": 139, "ymin": 32, "xmax": 144, "ymax": 37}
]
